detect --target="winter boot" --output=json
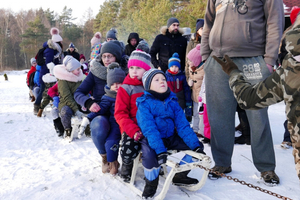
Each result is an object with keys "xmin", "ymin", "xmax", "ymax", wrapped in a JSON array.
[
  {"xmin": 208, "ymin": 165, "xmax": 232, "ymax": 179},
  {"xmin": 65, "ymin": 128, "xmax": 72, "ymax": 138},
  {"xmin": 261, "ymin": 171, "xmax": 280, "ymax": 186},
  {"xmin": 142, "ymin": 176, "xmax": 159, "ymax": 199},
  {"xmin": 33, "ymin": 104, "xmax": 40, "ymax": 115},
  {"xmin": 53, "ymin": 117, "xmax": 64, "ymax": 137},
  {"xmin": 120, "ymin": 162, "xmax": 133, "ymax": 183},
  {"xmin": 101, "ymin": 154, "xmax": 110, "ymax": 173},
  {"xmin": 37, "ymin": 109, "xmax": 44, "ymax": 117},
  {"xmin": 172, "ymin": 170, "xmax": 199, "ymax": 186},
  {"xmin": 109, "ymin": 160, "xmax": 120, "ymax": 175},
  {"xmin": 85, "ymin": 124, "xmax": 91, "ymax": 137}
]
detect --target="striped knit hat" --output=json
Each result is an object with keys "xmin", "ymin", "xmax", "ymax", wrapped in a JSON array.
[
  {"xmin": 128, "ymin": 49, "xmax": 151, "ymax": 71},
  {"xmin": 142, "ymin": 69, "xmax": 165, "ymax": 91},
  {"xmin": 168, "ymin": 53, "xmax": 181, "ymax": 69}
]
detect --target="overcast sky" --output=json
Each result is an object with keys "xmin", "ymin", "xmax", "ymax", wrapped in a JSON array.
[{"xmin": 1, "ymin": 0, "xmax": 105, "ymax": 24}]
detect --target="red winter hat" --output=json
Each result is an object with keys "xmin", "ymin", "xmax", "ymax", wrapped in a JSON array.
[
  {"xmin": 187, "ymin": 44, "xmax": 202, "ymax": 67},
  {"xmin": 290, "ymin": 6, "xmax": 300, "ymax": 24},
  {"xmin": 80, "ymin": 54, "xmax": 86, "ymax": 61}
]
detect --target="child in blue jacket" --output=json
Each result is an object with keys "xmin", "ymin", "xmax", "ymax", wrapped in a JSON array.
[
  {"xmin": 136, "ymin": 69, "xmax": 205, "ymax": 199},
  {"xmin": 79, "ymin": 63, "xmax": 126, "ymax": 176}
]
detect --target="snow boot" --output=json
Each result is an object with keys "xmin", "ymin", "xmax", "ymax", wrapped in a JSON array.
[
  {"xmin": 37, "ymin": 109, "xmax": 43, "ymax": 117},
  {"xmin": 53, "ymin": 117, "xmax": 64, "ymax": 137},
  {"xmin": 120, "ymin": 162, "xmax": 133, "ymax": 183},
  {"xmin": 85, "ymin": 124, "xmax": 91, "ymax": 137},
  {"xmin": 65, "ymin": 128, "xmax": 72, "ymax": 138},
  {"xmin": 33, "ymin": 104, "xmax": 40, "ymax": 115},
  {"xmin": 172, "ymin": 170, "xmax": 199, "ymax": 186},
  {"xmin": 109, "ymin": 160, "xmax": 120, "ymax": 175},
  {"xmin": 261, "ymin": 171, "xmax": 280, "ymax": 186},
  {"xmin": 142, "ymin": 176, "xmax": 159, "ymax": 199},
  {"xmin": 208, "ymin": 165, "xmax": 232, "ymax": 179},
  {"xmin": 101, "ymin": 154, "xmax": 110, "ymax": 173}
]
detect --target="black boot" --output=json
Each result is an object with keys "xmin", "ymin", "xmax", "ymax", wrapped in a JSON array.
[
  {"xmin": 120, "ymin": 162, "xmax": 133, "ymax": 183},
  {"xmin": 85, "ymin": 124, "xmax": 91, "ymax": 137},
  {"xmin": 65, "ymin": 128, "xmax": 72, "ymax": 138},
  {"xmin": 172, "ymin": 170, "xmax": 199, "ymax": 186},
  {"xmin": 142, "ymin": 176, "xmax": 159, "ymax": 199},
  {"xmin": 53, "ymin": 117, "xmax": 64, "ymax": 137}
]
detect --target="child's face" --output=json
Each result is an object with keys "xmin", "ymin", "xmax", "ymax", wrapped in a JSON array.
[
  {"xmin": 187, "ymin": 59, "xmax": 194, "ymax": 67},
  {"xmin": 129, "ymin": 66, "xmax": 146, "ymax": 80},
  {"xmin": 80, "ymin": 58, "xmax": 85, "ymax": 64},
  {"xmin": 32, "ymin": 62, "xmax": 37, "ymax": 67},
  {"xmin": 72, "ymin": 67, "xmax": 81, "ymax": 76},
  {"xmin": 102, "ymin": 53, "xmax": 116, "ymax": 67},
  {"xmin": 130, "ymin": 38, "xmax": 137, "ymax": 46},
  {"xmin": 110, "ymin": 83, "xmax": 122, "ymax": 92},
  {"xmin": 150, "ymin": 73, "xmax": 168, "ymax": 93},
  {"xmin": 169, "ymin": 65, "xmax": 179, "ymax": 73}
]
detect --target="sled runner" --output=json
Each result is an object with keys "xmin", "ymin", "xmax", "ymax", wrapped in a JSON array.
[{"xmin": 126, "ymin": 150, "xmax": 211, "ymax": 200}]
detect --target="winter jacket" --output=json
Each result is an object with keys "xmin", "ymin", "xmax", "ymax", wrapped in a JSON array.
[
  {"xmin": 185, "ymin": 34, "xmax": 201, "ymax": 80},
  {"xmin": 74, "ymin": 59, "xmax": 107, "ymax": 107},
  {"xmin": 187, "ymin": 64, "xmax": 205, "ymax": 103},
  {"xmin": 115, "ymin": 75, "xmax": 144, "ymax": 139},
  {"xmin": 90, "ymin": 43, "xmax": 101, "ymax": 60},
  {"xmin": 165, "ymin": 70, "xmax": 192, "ymax": 108},
  {"xmin": 27, "ymin": 66, "xmax": 36, "ymax": 87},
  {"xmin": 34, "ymin": 65, "xmax": 41, "ymax": 87},
  {"xmin": 150, "ymin": 27, "xmax": 187, "ymax": 72},
  {"xmin": 53, "ymin": 64, "xmax": 83, "ymax": 113},
  {"xmin": 124, "ymin": 33, "xmax": 140, "ymax": 56},
  {"xmin": 64, "ymin": 48, "xmax": 80, "ymax": 61},
  {"xmin": 136, "ymin": 91, "xmax": 202, "ymax": 155},
  {"xmin": 227, "ymin": 23, "xmax": 300, "ymax": 178},
  {"xmin": 39, "ymin": 40, "xmax": 63, "ymax": 85},
  {"xmin": 47, "ymin": 82, "xmax": 59, "ymax": 98},
  {"xmin": 201, "ymin": 0, "xmax": 284, "ymax": 66}
]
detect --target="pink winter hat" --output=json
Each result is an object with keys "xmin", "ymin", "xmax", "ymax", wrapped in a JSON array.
[
  {"xmin": 91, "ymin": 32, "xmax": 102, "ymax": 47},
  {"xmin": 128, "ymin": 50, "xmax": 151, "ymax": 71},
  {"xmin": 187, "ymin": 44, "xmax": 202, "ymax": 66},
  {"xmin": 50, "ymin": 27, "xmax": 63, "ymax": 43}
]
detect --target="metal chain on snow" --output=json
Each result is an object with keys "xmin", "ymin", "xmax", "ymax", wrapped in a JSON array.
[{"xmin": 196, "ymin": 164, "xmax": 293, "ymax": 200}]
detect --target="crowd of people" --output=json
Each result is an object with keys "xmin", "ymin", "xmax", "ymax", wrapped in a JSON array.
[{"xmin": 25, "ymin": 2, "xmax": 300, "ymax": 199}]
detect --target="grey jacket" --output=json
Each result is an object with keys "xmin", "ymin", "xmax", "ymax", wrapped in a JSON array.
[{"xmin": 201, "ymin": 0, "xmax": 284, "ymax": 66}]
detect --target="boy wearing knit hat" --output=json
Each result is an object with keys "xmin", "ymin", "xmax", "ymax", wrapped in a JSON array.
[
  {"xmin": 136, "ymin": 68, "xmax": 205, "ymax": 199},
  {"xmin": 106, "ymin": 28, "xmax": 118, "ymax": 41},
  {"xmin": 165, "ymin": 53, "xmax": 192, "ymax": 121},
  {"xmin": 114, "ymin": 48, "xmax": 151, "ymax": 183},
  {"xmin": 186, "ymin": 44, "xmax": 205, "ymax": 138},
  {"xmin": 79, "ymin": 62, "xmax": 126, "ymax": 175},
  {"xmin": 27, "ymin": 58, "xmax": 37, "ymax": 102}
]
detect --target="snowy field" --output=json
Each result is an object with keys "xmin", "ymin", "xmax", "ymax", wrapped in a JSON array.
[{"xmin": 0, "ymin": 70, "xmax": 299, "ymax": 200}]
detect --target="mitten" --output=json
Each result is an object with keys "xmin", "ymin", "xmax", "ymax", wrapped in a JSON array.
[
  {"xmin": 133, "ymin": 131, "xmax": 144, "ymax": 141},
  {"xmin": 193, "ymin": 147, "xmax": 206, "ymax": 155},
  {"xmin": 53, "ymin": 96, "xmax": 59, "ymax": 108},
  {"xmin": 185, "ymin": 103, "xmax": 192, "ymax": 117},
  {"xmin": 212, "ymin": 55, "xmax": 238, "ymax": 75},
  {"xmin": 75, "ymin": 110, "xmax": 84, "ymax": 119},
  {"xmin": 157, "ymin": 152, "xmax": 168, "ymax": 165}
]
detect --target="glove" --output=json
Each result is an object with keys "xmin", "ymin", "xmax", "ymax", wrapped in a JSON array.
[
  {"xmin": 75, "ymin": 110, "xmax": 84, "ymax": 119},
  {"xmin": 157, "ymin": 152, "xmax": 168, "ymax": 166},
  {"xmin": 185, "ymin": 103, "xmax": 192, "ymax": 117},
  {"xmin": 193, "ymin": 147, "xmax": 206, "ymax": 155},
  {"xmin": 212, "ymin": 55, "xmax": 238, "ymax": 75},
  {"xmin": 53, "ymin": 96, "xmax": 59, "ymax": 108},
  {"xmin": 133, "ymin": 131, "xmax": 144, "ymax": 141}
]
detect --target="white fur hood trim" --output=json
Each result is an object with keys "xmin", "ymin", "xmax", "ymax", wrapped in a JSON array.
[
  {"xmin": 53, "ymin": 64, "xmax": 83, "ymax": 82},
  {"xmin": 160, "ymin": 26, "xmax": 184, "ymax": 35}
]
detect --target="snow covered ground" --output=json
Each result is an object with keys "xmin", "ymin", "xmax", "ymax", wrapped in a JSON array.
[{"xmin": 0, "ymin": 70, "xmax": 299, "ymax": 200}]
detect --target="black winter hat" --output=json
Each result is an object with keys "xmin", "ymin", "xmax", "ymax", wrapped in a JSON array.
[
  {"xmin": 106, "ymin": 62, "xmax": 126, "ymax": 87},
  {"xmin": 106, "ymin": 28, "xmax": 117, "ymax": 40},
  {"xmin": 100, "ymin": 40, "xmax": 123, "ymax": 62},
  {"xmin": 167, "ymin": 17, "xmax": 179, "ymax": 28},
  {"xmin": 127, "ymin": 32, "xmax": 140, "ymax": 44},
  {"xmin": 196, "ymin": 19, "xmax": 204, "ymax": 32}
]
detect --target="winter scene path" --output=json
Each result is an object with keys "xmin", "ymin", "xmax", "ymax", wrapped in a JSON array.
[{"xmin": 0, "ymin": 70, "xmax": 299, "ymax": 200}]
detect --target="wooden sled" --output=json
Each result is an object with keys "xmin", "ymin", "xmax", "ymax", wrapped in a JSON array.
[{"xmin": 126, "ymin": 150, "xmax": 211, "ymax": 200}]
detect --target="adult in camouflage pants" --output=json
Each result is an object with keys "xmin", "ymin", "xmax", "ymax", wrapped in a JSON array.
[{"xmin": 212, "ymin": 22, "xmax": 300, "ymax": 179}]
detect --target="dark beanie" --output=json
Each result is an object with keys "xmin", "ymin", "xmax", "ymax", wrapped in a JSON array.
[
  {"xmin": 100, "ymin": 40, "xmax": 123, "ymax": 62},
  {"xmin": 106, "ymin": 28, "xmax": 117, "ymax": 40},
  {"xmin": 142, "ymin": 69, "xmax": 165, "ymax": 91},
  {"xmin": 196, "ymin": 19, "xmax": 204, "ymax": 32},
  {"xmin": 167, "ymin": 17, "xmax": 179, "ymax": 28},
  {"xmin": 106, "ymin": 62, "xmax": 126, "ymax": 87}
]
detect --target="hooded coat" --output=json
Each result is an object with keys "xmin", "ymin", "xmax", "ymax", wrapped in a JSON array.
[{"xmin": 124, "ymin": 33, "xmax": 140, "ymax": 56}]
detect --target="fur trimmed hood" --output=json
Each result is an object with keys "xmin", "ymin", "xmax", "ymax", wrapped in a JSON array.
[
  {"xmin": 53, "ymin": 64, "xmax": 83, "ymax": 82},
  {"xmin": 160, "ymin": 26, "xmax": 184, "ymax": 35}
]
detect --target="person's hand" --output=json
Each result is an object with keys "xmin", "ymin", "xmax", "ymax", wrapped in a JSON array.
[
  {"xmin": 157, "ymin": 152, "xmax": 168, "ymax": 165},
  {"xmin": 212, "ymin": 55, "xmax": 238, "ymax": 75},
  {"xmin": 89, "ymin": 103, "xmax": 101, "ymax": 112},
  {"xmin": 185, "ymin": 103, "xmax": 192, "ymax": 117},
  {"xmin": 53, "ymin": 96, "xmax": 59, "ymax": 108},
  {"xmin": 266, "ymin": 64, "xmax": 274, "ymax": 73},
  {"xmin": 75, "ymin": 110, "xmax": 84, "ymax": 119},
  {"xmin": 133, "ymin": 131, "xmax": 143, "ymax": 141},
  {"xmin": 193, "ymin": 147, "xmax": 206, "ymax": 155}
]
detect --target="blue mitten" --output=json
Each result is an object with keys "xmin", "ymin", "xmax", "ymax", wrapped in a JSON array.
[
  {"xmin": 53, "ymin": 96, "xmax": 60, "ymax": 108},
  {"xmin": 185, "ymin": 103, "xmax": 192, "ymax": 117},
  {"xmin": 157, "ymin": 152, "xmax": 168, "ymax": 166}
]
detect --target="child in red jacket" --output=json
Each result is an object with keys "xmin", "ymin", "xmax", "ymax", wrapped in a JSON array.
[
  {"xmin": 26, "ymin": 58, "xmax": 37, "ymax": 102},
  {"xmin": 114, "ymin": 43, "xmax": 151, "ymax": 182}
]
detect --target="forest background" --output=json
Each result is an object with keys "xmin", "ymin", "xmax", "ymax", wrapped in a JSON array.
[{"xmin": 0, "ymin": 0, "xmax": 206, "ymax": 71}]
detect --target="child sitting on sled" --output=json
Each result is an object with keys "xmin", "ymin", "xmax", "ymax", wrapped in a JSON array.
[{"xmin": 136, "ymin": 69, "xmax": 205, "ymax": 199}]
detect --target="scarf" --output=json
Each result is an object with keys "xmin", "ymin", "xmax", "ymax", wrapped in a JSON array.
[
  {"xmin": 148, "ymin": 88, "xmax": 171, "ymax": 101},
  {"xmin": 104, "ymin": 86, "xmax": 117, "ymax": 98},
  {"xmin": 90, "ymin": 59, "xmax": 108, "ymax": 80}
]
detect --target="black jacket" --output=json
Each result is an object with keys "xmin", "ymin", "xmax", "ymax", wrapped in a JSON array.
[{"xmin": 124, "ymin": 32, "xmax": 140, "ymax": 56}]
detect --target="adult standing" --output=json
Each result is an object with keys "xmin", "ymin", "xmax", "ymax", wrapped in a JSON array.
[
  {"xmin": 150, "ymin": 17, "xmax": 187, "ymax": 73},
  {"xmin": 33, "ymin": 27, "xmax": 63, "ymax": 115},
  {"xmin": 64, "ymin": 42, "xmax": 80, "ymax": 61},
  {"xmin": 200, "ymin": 0, "xmax": 284, "ymax": 185},
  {"xmin": 124, "ymin": 32, "xmax": 140, "ymax": 56}
]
